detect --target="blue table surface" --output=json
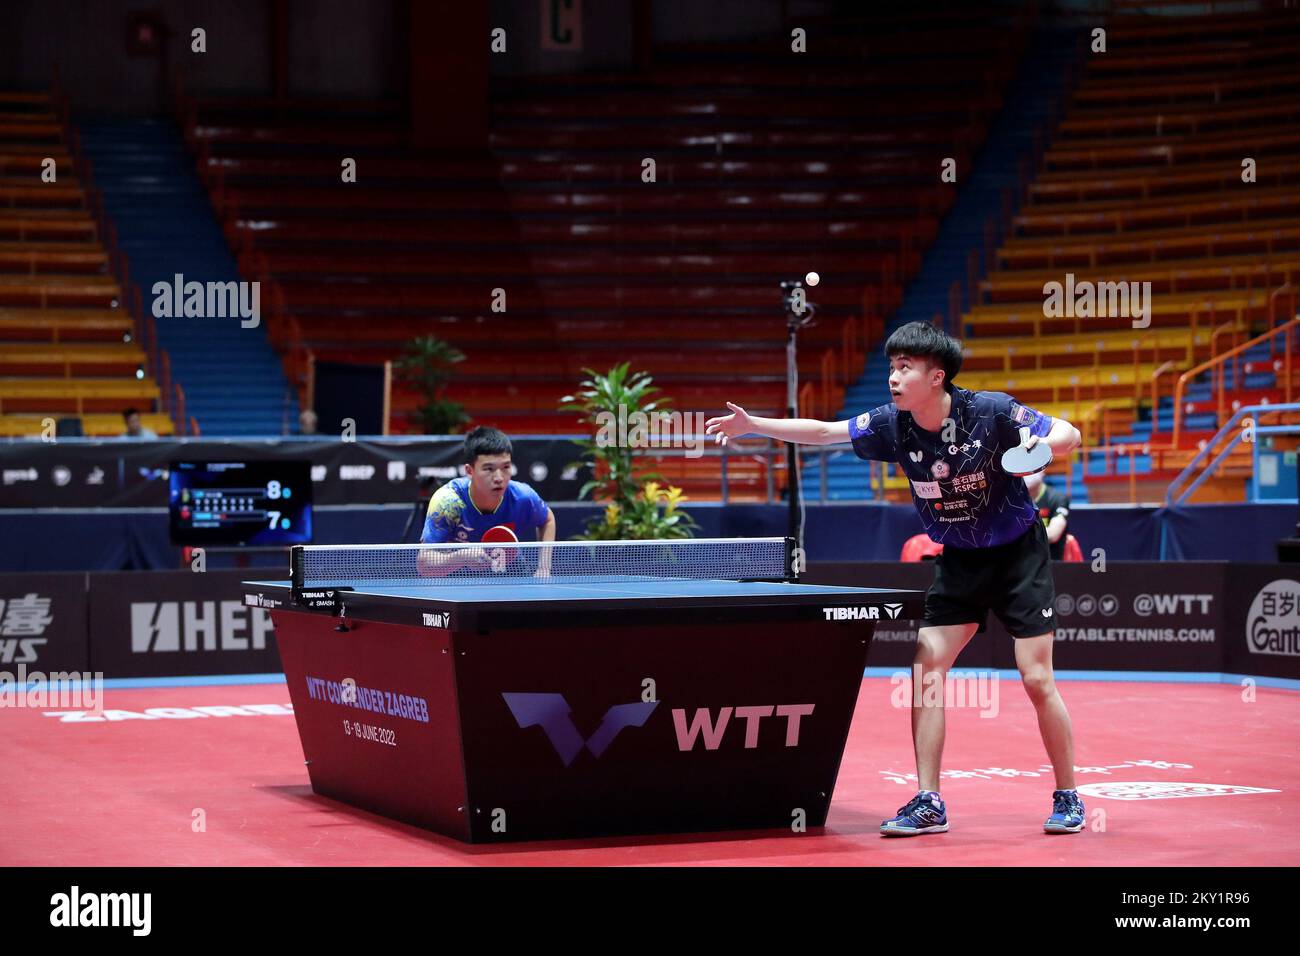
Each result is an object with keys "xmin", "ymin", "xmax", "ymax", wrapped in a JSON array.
[{"xmin": 247, "ymin": 578, "xmax": 914, "ymax": 605}]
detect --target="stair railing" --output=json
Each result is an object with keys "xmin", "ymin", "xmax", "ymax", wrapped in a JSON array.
[
  {"xmin": 1171, "ymin": 290, "xmax": 1297, "ymax": 448},
  {"xmin": 1166, "ymin": 402, "xmax": 1300, "ymax": 509}
]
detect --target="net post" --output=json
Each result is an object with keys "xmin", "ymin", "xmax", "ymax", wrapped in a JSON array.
[
  {"xmin": 290, "ymin": 545, "xmax": 305, "ymax": 594},
  {"xmin": 784, "ymin": 535, "xmax": 799, "ymax": 583}
]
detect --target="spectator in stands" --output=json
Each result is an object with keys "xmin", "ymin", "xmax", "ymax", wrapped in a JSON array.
[
  {"xmin": 121, "ymin": 407, "xmax": 157, "ymax": 439},
  {"xmin": 298, "ymin": 409, "xmax": 318, "ymax": 435},
  {"xmin": 1024, "ymin": 471, "xmax": 1069, "ymax": 560}
]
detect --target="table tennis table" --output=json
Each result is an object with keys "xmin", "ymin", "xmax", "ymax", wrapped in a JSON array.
[{"xmin": 244, "ymin": 537, "xmax": 923, "ymax": 843}]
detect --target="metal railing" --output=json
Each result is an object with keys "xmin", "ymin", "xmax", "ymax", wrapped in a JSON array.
[
  {"xmin": 1166, "ymin": 403, "xmax": 1300, "ymax": 507},
  {"xmin": 1171, "ymin": 291, "xmax": 1296, "ymax": 448}
]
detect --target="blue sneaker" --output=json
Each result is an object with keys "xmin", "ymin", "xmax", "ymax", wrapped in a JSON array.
[
  {"xmin": 880, "ymin": 790, "xmax": 948, "ymax": 836},
  {"xmin": 1044, "ymin": 789, "xmax": 1086, "ymax": 833}
]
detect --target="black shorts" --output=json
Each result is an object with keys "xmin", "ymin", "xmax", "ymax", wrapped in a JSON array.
[{"xmin": 923, "ymin": 520, "xmax": 1058, "ymax": 638}]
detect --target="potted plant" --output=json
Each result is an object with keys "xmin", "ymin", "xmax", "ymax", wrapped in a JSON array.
[
  {"xmin": 392, "ymin": 334, "xmax": 470, "ymax": 434},
  {"xmin": 559, "ymin": 363, "xmax": 699, "ymax": 540}
]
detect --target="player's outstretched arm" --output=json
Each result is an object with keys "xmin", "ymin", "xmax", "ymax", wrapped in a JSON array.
[{"xmin": 705, "ymin": 402, "xmax": 849, "ymax": 446}]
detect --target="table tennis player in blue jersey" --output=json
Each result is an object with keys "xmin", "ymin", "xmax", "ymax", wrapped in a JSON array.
[
  {"xmin": 706, "ymin": 321, "xmax": 1087, "ymax": 837},
  {"xmin": 417, "ymin": 426, "xmax": 556, "ymax": 577}
]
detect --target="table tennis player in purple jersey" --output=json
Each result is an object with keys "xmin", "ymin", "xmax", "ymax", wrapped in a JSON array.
[{"xmin": 705, "ymin": 321, "xmax": 1088, "ymax": 837}]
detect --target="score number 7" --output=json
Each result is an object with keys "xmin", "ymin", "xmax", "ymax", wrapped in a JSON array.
[{"xmin": 265, "ymin": 481, "xmax": 287, "ymax": 530}]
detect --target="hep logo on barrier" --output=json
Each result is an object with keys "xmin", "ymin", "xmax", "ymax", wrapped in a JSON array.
[{"xmin": 502, "ymin": 693, "xmax": 658, "ymax": 767}]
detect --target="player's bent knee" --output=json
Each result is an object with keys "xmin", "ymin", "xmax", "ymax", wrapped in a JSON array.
[
  {"xmin": 913, "ymin": 650, "xmax": 954, "ymax": 676},
  {"xmin": 915, "ymin": 624, "xmax": 975, "ymax": 670},
  {"xmin": 1020, "ymin": 668, "xmax": 1054, "ymax": 699},
  {"xmin": 913, "ymin": 636, "xmax": 948, "ymax": 668}
]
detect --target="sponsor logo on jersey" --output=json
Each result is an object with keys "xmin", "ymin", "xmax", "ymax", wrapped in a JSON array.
[
  {"xmin": 951, "ymin": 470, "xmax": 988, "ymax": 494},
  {"xmin": 910, "ymin": 480, "xmax": 941, "ymax": 499}
]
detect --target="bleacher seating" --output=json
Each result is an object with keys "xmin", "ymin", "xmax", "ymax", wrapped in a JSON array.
[
  {"xmin": 0, "ymin": 91, "xmax": 176, "ymax": 438},
  {"xmin": 170, "ymin": 9, "xmax": 1034, "ymax": 498},
  {"xmin": 955, "ymin": 5, "xmax": 1300, "ymax": 504}
]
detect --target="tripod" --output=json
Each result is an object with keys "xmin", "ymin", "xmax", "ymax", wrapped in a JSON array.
[
  {"xmin": 780, "ymin": 279, "xmax": 817, "ymax": 565},
  {"xmin": 400, "ymin": 476, "xmax": 440, "ymax": 543}
]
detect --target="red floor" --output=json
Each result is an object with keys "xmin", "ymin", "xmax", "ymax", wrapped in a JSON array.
[{"xmin": 2, "ymin": 677, "xmax": 1296, "ymax": 866}]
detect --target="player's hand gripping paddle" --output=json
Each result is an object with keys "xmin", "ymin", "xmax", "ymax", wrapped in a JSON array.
[
  {"xmin": 1001, "ymin": 426, "xmax": 1053, "ymax": 477},
  {"xmin": 481, "ymin": 524, "xmax": 519, "ymax": 573}
]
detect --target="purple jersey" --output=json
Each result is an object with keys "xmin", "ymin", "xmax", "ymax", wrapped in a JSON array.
[{"xmin": 848, "ymin": 386, "xmax": 1054, "ymax": 548}]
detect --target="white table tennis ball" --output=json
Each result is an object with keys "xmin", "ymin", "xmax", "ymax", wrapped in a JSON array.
[{"xmin": 805, "ymin": 271, "xmax": 820, "ymax": 286}]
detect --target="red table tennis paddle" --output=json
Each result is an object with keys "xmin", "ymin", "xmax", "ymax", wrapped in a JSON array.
[
  {"xmin": 1001, "ymin": 427, "xmax": 1053, "ymax": 477},
  {"xmin": 481, "ymin": 524, "xmax": 519, "ymax": 571}
]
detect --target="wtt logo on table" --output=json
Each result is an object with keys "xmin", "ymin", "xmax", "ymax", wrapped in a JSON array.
[
  {"xmin": 503, "ymin": 693, "xmax": 658, "ymax": 766},
  {"xmin": 502, "ymin": 693, "xmax": 817, "ymax": 765}
]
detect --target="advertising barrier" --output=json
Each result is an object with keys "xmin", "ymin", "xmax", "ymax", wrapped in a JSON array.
[
  {"xmin": 0, "ymin": 573, "xmax": 89, "ymax": 672},
  {"xmin": 806, "ymin": 562, "xmax": 1300, "ymax": 679},
  {"xmin": 87, "ymin": 570, "xmax": 281, "ymax": 678},
  {"xmin": 0, "ymin": 438, "xmax": 589, "ymax": 508},
  {"xmin": 0, "ymin": 563, "xmax": 1296, "ymax": 680}
]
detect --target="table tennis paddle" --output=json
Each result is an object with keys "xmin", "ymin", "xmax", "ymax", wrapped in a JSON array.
[
  {"xmin": 481, "ymin": 524, "xmax": 519, "ymax": 572},
  {"xmin": 1001, "ymin": 426, "xmax": 1053, "ymax": 477}
]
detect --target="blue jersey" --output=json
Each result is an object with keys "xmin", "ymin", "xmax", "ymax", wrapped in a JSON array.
[
  {"xmin": 420, "ymin": 477, "xmax": 549, "ymax": 544},
  {"xmin": 848, "ymin": 386, "xmax": 1054, "ymax": 549}
]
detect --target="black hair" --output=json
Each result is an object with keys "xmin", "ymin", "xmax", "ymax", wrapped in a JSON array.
[
  {"xmin": 462, "ymin": 425, "xmax": 512, "ymax": 466},
  {"xmin": 884, "ymin": 321, "xmax": 962, "ymax": 393},
  {"xmin": 122, "ymin": 407, "xmax": 141, "ymax": 420}
]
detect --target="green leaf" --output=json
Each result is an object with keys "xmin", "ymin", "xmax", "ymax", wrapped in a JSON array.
[{"xmin": 555, "ymin": 360, "xmax": 694, "ymax": 541}]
